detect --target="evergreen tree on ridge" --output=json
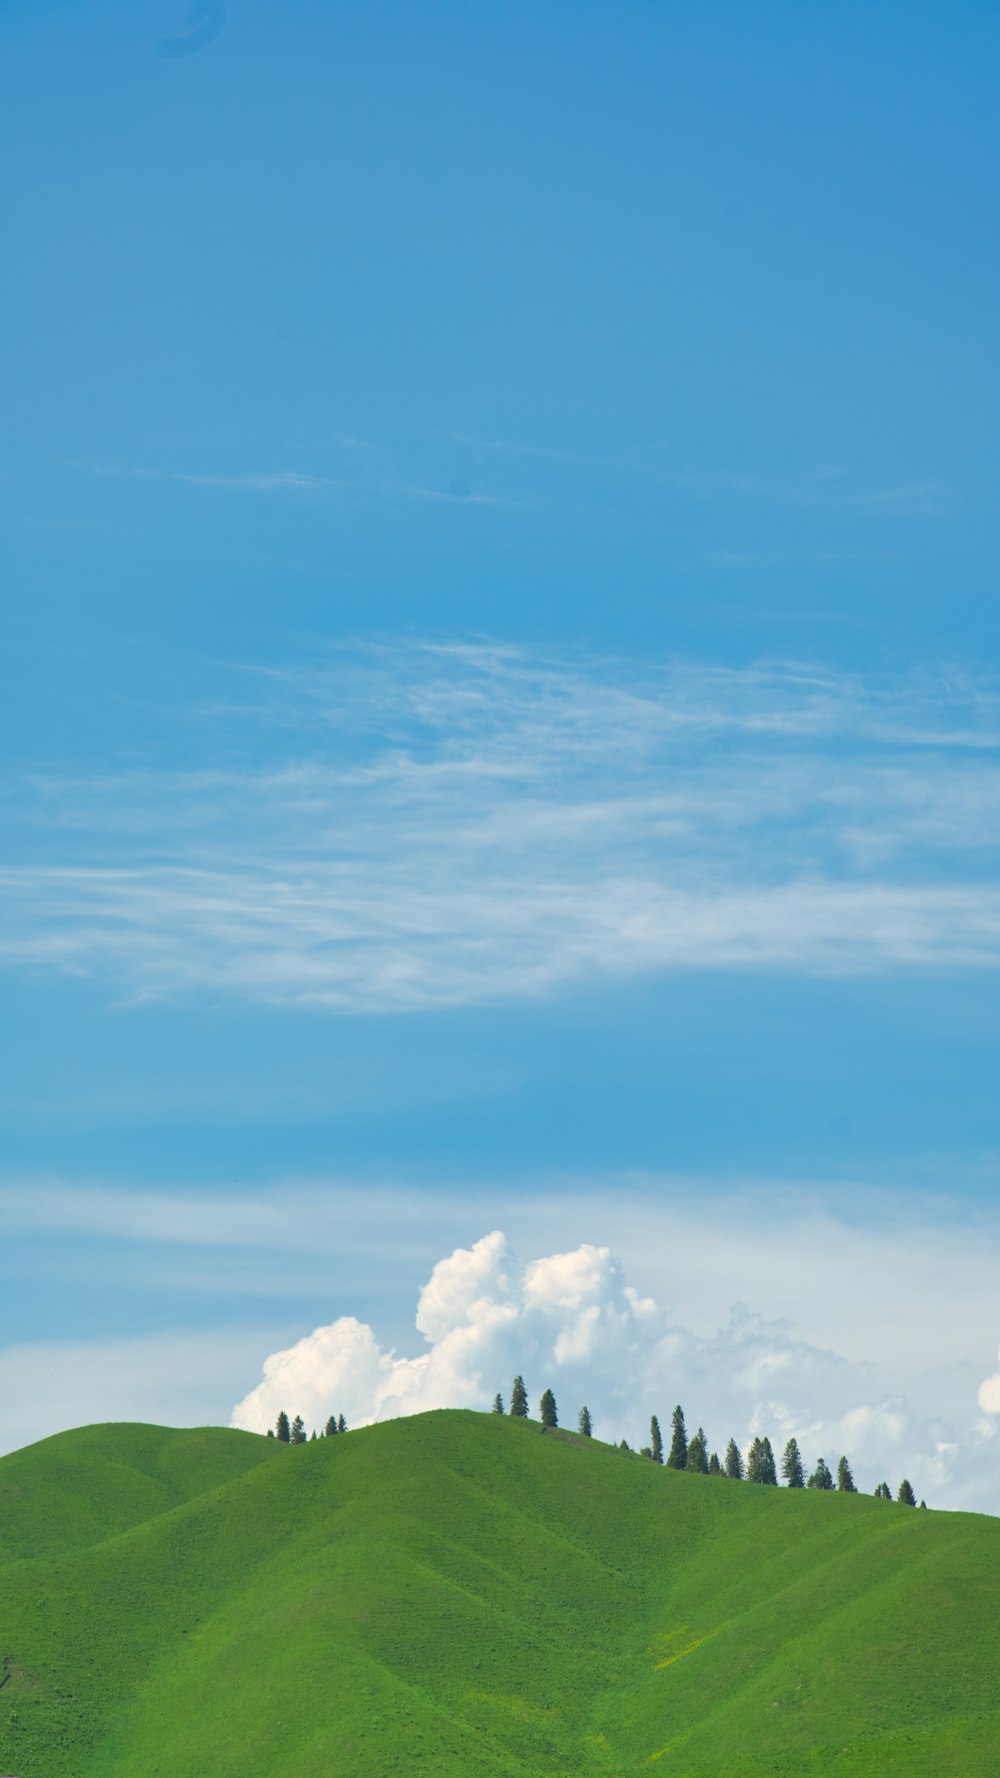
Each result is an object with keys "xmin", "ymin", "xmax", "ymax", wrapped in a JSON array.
[
  {"xmin": 808, "ymin": 1456, "xmax": 834, "ymax": 1490},
  {"xmin": 667, "ymin": 1405, "xmax": 688, "ymax": 1469},
  {"xmin": 837, "ymin": 1455, "xmax": 857, "ymax": 1493},
  {"xmin": 724, "ymin": 1438, "xmax": 745, "ymax": 1480},
  {"xmin": 685, "ymin": 1427, "xmax": 710, "ymax": 1474},
  {"xmin": 781, "ymin": 1437, "xmax": 805, "ymax": 1488}
]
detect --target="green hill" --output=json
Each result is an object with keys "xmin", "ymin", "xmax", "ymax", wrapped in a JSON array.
[{"xmin": 0, "ymin": 1410, "xmax": 997, "ymax": 1777}]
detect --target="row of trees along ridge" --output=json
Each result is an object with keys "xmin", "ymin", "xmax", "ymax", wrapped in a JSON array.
[
  {"xmin": 494, "ymin": 1384, "xmax": 926, "ymax": 1508},
  {"xmin": 268, "ymin": 1411, "xmax": 347, "ymax": 1443}
]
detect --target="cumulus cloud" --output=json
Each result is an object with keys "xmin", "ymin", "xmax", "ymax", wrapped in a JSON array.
[
  {"xmin": 231, "ymin": 1234, "xmax": 646, "ymax": 1433},
  {"xmin": 231, "ymin": 1232, "xmax": 996, "ymax": 1510}
]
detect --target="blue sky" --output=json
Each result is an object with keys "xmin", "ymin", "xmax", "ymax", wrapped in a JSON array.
[{"xmin": 3, "ymin": 0, "xmax": 1000, "ymax": 1503}]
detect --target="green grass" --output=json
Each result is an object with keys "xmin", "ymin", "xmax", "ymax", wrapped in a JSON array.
[{"xmin": 1, "ymin": 1410, "xmax": 997, "ymax": 1777}]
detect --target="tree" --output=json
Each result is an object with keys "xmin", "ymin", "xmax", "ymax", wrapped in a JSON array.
[
  {"xmin": 919, "ymin": 1499, "xmax": 927, "ymax": 1509},
  {"xmin": 747, "ymin": 1436, "xmax": 777, "ymax": 1485},
  {"xmin": 781, "ymin": 1438, "xmax": 805, "ymax": 1488},
  {"xmin": 898, "ymin": 1478, "xmax": 917, "ymax": 1507},
  {"xmin": 836, "ymin": 1455, "xmax": 856, "ymax": 1493},
  {"xmin": 290, "ymin": 1415, "xmax": 307, "ymax": 1445},
  {"xmin": 539, "ymin": 1388, "xmax": 558, "ymax": 1428},
  {"xmin": 685, "ymin": 1427, "xmax": 709, "ymax": 1474},
  {"xmin": 266, "ymin": 1428, "xmax": 275, "ymax": 1438},
  {"xmin": 325, "ymin": 1416, "xmax": 338, "ymax": 1437},
  {"xmin": 619, "ymin": 1439, "xmax": 631, "ymax": 1452},
  {"xmin": 667, "ymin": 1405, "xmax": 688, "ymax": 1470},
  {"xmin": 275, "ymin": 1411, "xmax": 290, "ymax": 1444},
  {"xmin": 874, "ymin": 1480, "xmax": 892, "ymax": 1500},
  {"xmin": 337, "ymin": 1413, "xmax": 347, "ymax": 1433},
  {"xmin": 708, "ymin": 1451, "xmax": 722, "ymax": 1475},
  {"xmin": 640, "ymin": 1445, "xmax": 653, "ymax": 1459},
  {"xmin": 578, "ymin": 1405, "xmax": 593, "ymax": 1437},
  {"xmin": 650, "ymin": 1415, "xmax": 664, "ymax": 1464},
  {"xmin": 492, "ymin": 1393, "xmax": 504, "ymax": 1414},
  {"xmin": 724, "ymin": 1438, "xmax": 745, "ymax": 1481},
  {"xmin": 310, "ymin": 1429, "xmax": 317, "ymax": 1440},
  {"xmin": 510, "ymin": 1375, "xmax": 529, "ymax": 1418},
  {"xmin": 808, "ymin": 1457, "xmax": 834, "ymax": 1490}
]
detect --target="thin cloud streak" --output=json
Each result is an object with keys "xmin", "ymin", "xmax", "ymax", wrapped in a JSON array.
[
  {"xmin": 449, "ymin": 434, "xmax": 951, "ymax": 517},
  {"xmin": 90, "ymin": 466, "xmax": 522, "ymax": 508},
  {"xmin": 6, "ymin": 643, "xmax": 1000, "ymax": 1011},
  {"xmin": 92, "ymin": 465, "xmax": 351, "ymax": 494}
]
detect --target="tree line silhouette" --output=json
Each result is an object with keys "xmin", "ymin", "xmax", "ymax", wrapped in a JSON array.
[
  {"xmin": 263, "ymin": 1385, "xmax": 926, "ymax": 1507},
  {"xmin": 267, "ymin": 1410, "xmax": 347, "ymax": 1443},
  {"xmin": 496, "ymin": 1381, "xmax": 926, "ymax": 1508}
]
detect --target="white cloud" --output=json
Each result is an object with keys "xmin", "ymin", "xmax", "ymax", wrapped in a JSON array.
[
  {"xmin": 978, "ymin": 1350, "xmax": 1000, "ymax": 1415},
  {"xmin": 5, "ymin": 1169, "xmax": 1000, "ymax": 1384},
  {"xmin": 5, "ymin": 642, "xmax": 1000, "ymax": 1011},
  {"xmin": 5, "ymin": 1191, "xmax": 998, "ymax": 1511},
  {"xmin": 231, "ymin": 1230, "xmax": 1000, "ymax": 1513}
]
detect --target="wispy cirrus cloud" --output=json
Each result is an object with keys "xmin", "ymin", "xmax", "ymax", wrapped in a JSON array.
[
  {"xmin": 91, "ymin": 464, "xmax": 519, "ymax": 507},
  {"xmin": 449, "ymin": 433, "xmax": 952, "ymax": 517},
  {"xmin": 5, "ymin": 641, "xmax": 1000, "ymax": 1012},
  {"xmin": 94, "ymin": 466, "xmax": 351, "ymax": 494}
]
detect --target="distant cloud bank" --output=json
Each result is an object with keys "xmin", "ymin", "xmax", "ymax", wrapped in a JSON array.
[{"xmin": 232, "ymin": 1230, "xmax": 999, "ymax": 1511}]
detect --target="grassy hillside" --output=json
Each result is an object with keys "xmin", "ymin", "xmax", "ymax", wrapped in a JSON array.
[{"xmin": 1, "ymin": 1410, "xmax": 997, "ymax": 1777}]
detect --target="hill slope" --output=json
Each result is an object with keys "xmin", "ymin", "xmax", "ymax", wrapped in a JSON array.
[{"xmin": 0, "ymin": 1410, "xmax": 997, "ymax": 1777}]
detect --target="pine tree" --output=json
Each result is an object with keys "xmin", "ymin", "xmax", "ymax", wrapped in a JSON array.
[
  {"xmin": 492, "ymin": 1393, "xmax": 504, "ymax": 1414},
  {"xmin": 919, "ymin": 1499, "xmax": 927, "ymax": 1509},
  {"xmin": 640, "ymin": 1445, "xmax": 653, "ymax": 1458},
  {"xmin": 290, "ymin": 1415, "xmax": 307, "ymax": 1445},
  {"xmin": 539, "ymin": 1388, "xmax": 558, "ymax": 1428},
  {"xmin": 685, "ymin": 1427, "xmax": 709, "ymax": 1474},
  {"xmin": 325, "ymin": 1416, "xmax": 338, "ymax": 1437},
  {"xmin": 578, "ymin": 1405, "xmax": 593, "ymax": 1437},
  {"xmin": 898, "ymin": 1478, "xmax": 917, "ymax": 1506},
  {"xmin": 724, "ymin": 1438, "xmax": 745, "ymax": 1480},
  {"xmin": 746, "ymin": 1436, "xmax": 764, "ymax": 1483},
  {"xmin": 781, "ymin": 1437, "xmax": 805, "ymax": 1488},
  {"xmin": 266, "ymin": 1428, "xmax": 275, "ymax": 1438},
  {"xmin": 708, "ymin": 1451, "xmax": 722, "ymax": 1475},
  {"xmin": 650, "ymin": 1415, "xmax": 664, "ymax": 1464},
  {"xmin": 619, "ymin": 1439, "xmax": 631, "ymax": 1452},
  {"xmin": 760, "ymin": 1437, "xmax": 777, "ymax": 1485},
  {"xmin": 836, "ymin": 1455, "xmax": 856, "ymax": 1493},
  {"xmin": 874, "ymin": 1480, "xmax": 892, "ymax": 1500},
  {"xmin": 337, "ymin": 1414, "xmax": 347, "ymax": 1433},
  {"xmin": 807, "ymin": 1456, "xmax": 834, "ymax": 1490},
  {"xmin": 510, "ymin": 1375, "xmax": 529, "ymax": 1418},
  {"xmin": 275, "ymin": 1411, "xmax": 290, "ymax": 1444},
  {"xmin": 310, "ymin": 1429, "xmax": 317, "ymax": 1440},
  {"xmin": 667, "ymin": 1405, "xmax": 688, "ymax": 1470}
]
